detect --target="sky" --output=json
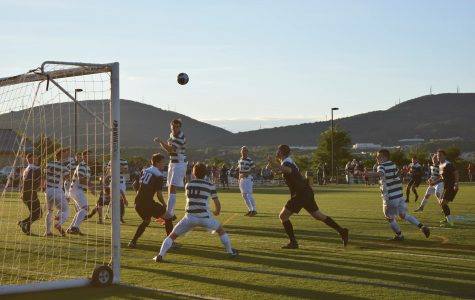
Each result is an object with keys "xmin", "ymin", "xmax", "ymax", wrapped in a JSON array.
[{"xmin": 1, "ymin": 0, "xmax": 475, "ymax": 132}]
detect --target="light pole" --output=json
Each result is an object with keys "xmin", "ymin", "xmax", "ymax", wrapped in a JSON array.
[
  {"xmin": 331, "ymin": 107, "xmax": 339, "ymax": 183},
  {"xmin": 74, "ymin": 88, "xmax": 83, "ymax": 154}
]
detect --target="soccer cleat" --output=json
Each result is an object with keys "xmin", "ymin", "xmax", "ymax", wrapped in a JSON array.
[
  {"xmin": 388, "ymin": 235, "xmax": 404, "ymax": 241},
  {"xmin": 55, "ymin": 224, "xmax": 66, "ymax": 237},
  {"xmin": 153, "ymin": 255, "xmax": 163, "ymax": 262},
  {"xmin": 249, "ymin": 211, "xmax": 257, "ymax": 217},
  {"xmin": 340, "ymin": 228, "xmax": 349, "ymax": 247},
  {"xmin": 18, "ymin": 221, "xmax": 28, "ymax": 234},
  {"xmin": 229, "ymin": 248, "xmax": 239, "ymax": 258},
  {"xmin": 414, "ymin": 207, "xmax": 424, "ymax": 212},
  {"xmin": 67, "ymin": 227, "xmax": 84, "ymax": 235},
  {"xmin": 281, "ymin": 241, "xmax": 299, "ymax": 249},
  {"xmin": 421, "ymin": 226, "xmax": 430, "ymax": 238},
  {"xmin": 43, "ymin": 232, "xmax": 54, "ymax": 237},
  {"xmin": 128, "ymin": 240, "xmax": 137, "ymax": 249},
  {"xmin": 244, "ymin": 211, "xmax": 251, "ymax": 216}
]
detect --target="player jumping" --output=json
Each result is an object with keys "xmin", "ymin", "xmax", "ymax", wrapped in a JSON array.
[
  {"xmin": 153, "ymin": 162, "xmax": 238, "ymax": 262},
  {"xmin": 414, "ymin": 154, "xmax": 443, "ymax": 212},
  {"xmin": 267, "ymin": 145, "xmax": 349, "ymax": 249},
  {"xmin": 154, "ymin": 119, "xmax": 186, "ymax": 221},
  {"xmin": 375, "ymin": 149, "xmax": 430, "ymax": 241},
  {"xmin": 128, "ymin": 154, "xmax": 173, "ymax": 248},
  {"xmin": 238, "ymin": 146, "xmax": 257, "ymax": 216}
]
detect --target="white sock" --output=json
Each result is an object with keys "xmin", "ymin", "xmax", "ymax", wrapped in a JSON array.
[
  {"xmin": 219, "ymin": 233, "xmax": 233, "ymax": 253},
  {"xmin": 166, "ymin": 193, "xmax": 177, "ymax": 216},
  {"xmin": 389, "ymin": 219, "xmax": 401, "ymax": 235},
  {"xmin": 404, "ymin": 214, "xmax": 421, "ymax": 227},
  {"xmin": 248, "ymin": 194, "xmax": 256, "ymax": 211},
  {"xmin": 159, "ymin": 236, "xmax": 174, "ymax": 257},
  {"xmin": 420, "ymin": 198, "xmax": 428, "ymax": 208},
  {"xmin": 72, "ymin": 208, "xmax": 87, "ymax": 228},
  {"xmin": 58, "ymin": 208, "xmax": 69, "ymax": 226},
  {"xmin": 242, "ymin": 194, "xmax": 252, "ymax": 211},
  {"xmin": 45, "ymin": 210, "xmax": 53, "ymax": 233}
]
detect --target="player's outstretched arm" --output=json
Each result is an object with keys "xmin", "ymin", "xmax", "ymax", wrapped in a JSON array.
[{"xmin": 212, "ymin": 197, "xmax": 221, "ymax": 216}]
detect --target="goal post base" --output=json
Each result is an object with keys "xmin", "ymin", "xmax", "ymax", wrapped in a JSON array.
[{"xmin": 0, "ymin": 278, "xmax": 90, "ymax": 295}]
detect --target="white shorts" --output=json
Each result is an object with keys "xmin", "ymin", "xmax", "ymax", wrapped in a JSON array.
[
  {"xmin": 69, "ymin": 187, "xmax": 88, "ymax": 210},
  {"xmin": 239, "ymin": 176, "xmax": 253, "ymax": 194},
  {"xmin": 172, "ymin": 214, "xmax": 221, "ymax": 236},
  {"xmin": 45, "ymin": 188, "xmax": 69, "ymax": 212},
  {"xmin": 383, "ymin": 198, "xmax": 407, "ymax": 218},
  {"xmin": 120, "ymin": 182, "xmax": 127, "ymax": 193},
  {"xmin": 167, "ymin": 162, "xmax": 186, "ymax": 187},
  {"xmin": 424, "ymin": 182, "xmax": 444, "ymax": 199}
]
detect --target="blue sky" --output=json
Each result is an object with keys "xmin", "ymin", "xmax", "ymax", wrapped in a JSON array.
[{"xmin": 1, "ymin": 0, "xmax": 474, "ymax": 132}]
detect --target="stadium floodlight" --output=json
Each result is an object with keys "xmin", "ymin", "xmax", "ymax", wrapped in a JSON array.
[
  {"xmin": 331, "ymin": 107, "xmax": 339, "ymax": 182},
  {"xmin": 0, "ymin": 61, "xmax": 121, "ymax": 295}
]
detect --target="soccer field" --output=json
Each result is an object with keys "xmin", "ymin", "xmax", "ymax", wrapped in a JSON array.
[{"xmin": 2, "ymin": 184, "xmax": 475, "ymax": 299}]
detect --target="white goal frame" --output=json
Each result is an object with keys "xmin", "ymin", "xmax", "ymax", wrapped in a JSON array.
[{"xmin": 0, "ymin": 61, "xmax": 121, "ymax": 295}]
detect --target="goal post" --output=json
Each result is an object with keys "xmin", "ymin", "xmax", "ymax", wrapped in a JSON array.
[{"xmin": 0, "ymin": 61, "xmax": 121, "ymax": 294}]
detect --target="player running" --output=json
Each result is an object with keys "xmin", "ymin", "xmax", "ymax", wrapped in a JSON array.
[
  {"xmin": 153, "ymin": 162, "xmax": 238, "ymax": 262},
  {"xmin": 238, "ymin": 146, "xmax": 257, "ymax": 216},
  {"xmin": 415, "ymin": 154, "xmax": 443, "ymax": 212},
  {"xmin": 154, "ymin": 119, "xmax": 186, "ymax": 220},
  {"xmin": 128, "ymin": 154, "xmax": 173, "ymax": 248},
  {"xmin": 44, "ymin": 148, "xmax": 71, "ymax": 236},
  {"xmin": 67, "ymin": 150, "xmax": 95, "ymax": 235},
  {"xmin": 405, "ymin": 157, "xmax": 423, "ymax": 202},
  {"xmin": 375, "ymin": 149, "xmax": 430, "ymax": 241},
  {"xmin": 18, "ymin": 153, "xmax": 42, "ymax": 235},
  {"xmin": 437, "ymin": 149, "xmax": 459, "ymax": 227},
  {"xmin": 267, "ymin": 145, "xmax": 349, "ymax": 249}
]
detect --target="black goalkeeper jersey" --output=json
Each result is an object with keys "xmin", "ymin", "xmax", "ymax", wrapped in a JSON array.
[{"xmin": 135, "ymin": 166, "xmax": 164, "ymax": 206}]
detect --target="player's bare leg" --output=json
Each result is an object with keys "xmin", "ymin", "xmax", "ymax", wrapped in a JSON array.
[
  {"xmin": 399, "ymin": 212, "xmax": 430, "ymax": 238},
  {"xmin": 310, "ymin": 210, "xmax": 349, "ymax": 246}
]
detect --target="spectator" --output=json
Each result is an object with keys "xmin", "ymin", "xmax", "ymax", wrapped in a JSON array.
[
  {"xmin": 468, "ymin": 163, "xmax": 475, "ymax": 182},
  {"xmin": 220, "ymin": 164, "xmax": 229, "ymax": 189}
]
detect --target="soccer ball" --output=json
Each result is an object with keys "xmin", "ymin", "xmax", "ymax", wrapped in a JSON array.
[{"xmin": 177, "ymin": 73, "xmax": 189, "ymax": 85}]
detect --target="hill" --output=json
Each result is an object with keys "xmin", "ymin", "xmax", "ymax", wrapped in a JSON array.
[
  {"xmin": 0, "ymin": 99, "xmax": 232, "ymax": 148},
  {"xmin": 211, "ymin": 93, "xmax": 475, "ymax": 146}
]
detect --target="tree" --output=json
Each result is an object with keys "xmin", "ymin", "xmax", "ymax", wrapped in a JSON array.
[
  {"xmin": 390, "ymin": 148, "xmax": 409, "ymax": 167},
  {"xmin": 407, "ymin": 146, "xmax": 430, "ymax": 163},
  {"xmin": 445, "ymin": 146, "xmax": 461, "ymax": 162},
  {"xmin": 313, "ymin": 126, "xmax": 352, "ymax": 171},
  {"xmin": 294, "ymin": 154, "xmax": 312, "ymax": 172}
]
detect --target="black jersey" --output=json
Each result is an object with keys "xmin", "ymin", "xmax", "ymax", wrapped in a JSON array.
[
  {"xmin": 281, "ymin": 157, "xmax": 312, "ymax": 196},
  {"xmin": 410, "ymin": 162, "xmax": 423, "ymax": 178},
  {"xmin": 135, "ymin": 166, "xmax": 164, "ymax": 206},
  {"xmin": 439, "ymin": 160, "xmax": 456, "ymax": 188},
  {"xmin": 22, "ymin": 164, "xmax": 41, "ymax": 194}
]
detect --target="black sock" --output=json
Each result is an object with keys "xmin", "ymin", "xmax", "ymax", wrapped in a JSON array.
[
  {"xmin": 323, "ymin": 216, "xmax": 343, "ymax": 234},
  {"xmin": 165, "ymin": 219, "xmax": 174, "ymax": 236},
  {"xmin": 88, "ymin": 207, "xmax": 97, "ymax": 218},
  {"xmin": 132, "ymin": 220, "xmax": 150, "ymax": 242},
  {"xmin": 442, "ymin": 204, "xmax": 451, "ymax": 216},
  {"xmin": 120, "ymin": 201, "xmax": 125, "ymax": 219},
  {"xmin": 282, "ymin": 220, "xmax": 296, "ymax": 243}
]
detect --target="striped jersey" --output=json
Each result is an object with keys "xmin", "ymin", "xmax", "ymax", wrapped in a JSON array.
[
  {"xmin": 185, "ymin": 179, "xmax": 217, "ymax": 218},
  {"xmin": 409, "ymin": 162, "xmax": 423, "ymax": 178},
  {"xmin": 238, "ymin": 157, "xmax": 254, "ymax": 175},
  {"xmin": 108, "ymin": 159, "xmax": 128, "ymax": 187},
  {"xmin": 71, "ymin": 161, "xmax": 91, "ymax": 191},
  {"xmin": 167, "ymin": 131, "xmax": 186, "ymax": 163},
  {"xmin": 45, "ymin": 161, "xmax": 70, "ymax": 189},
  {"xmin": 430, "ymin": 164, "xmax": 440, "ymax": 181},
  {"xmin": 377, "ymin": 160, "xmax": 404, "ymax": 202}
]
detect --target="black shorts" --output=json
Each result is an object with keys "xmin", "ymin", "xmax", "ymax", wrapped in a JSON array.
[
  {"xmin": 442, "ymin": 187, "xmax": 458, "ymax": 202},
  {"xmin": 285, "ymin": 191, "xmax": 319, "ymax": 214},
  {"xmin": 409, "ymin": 177, "xmax": 422, "ymax": 187},
  {"xmin": 97, "ymin": 194, "xmax": 111, "ymax": 206},
  {"xmin": 135, "ymin": 201, "xmax": 165, "ymax": 220}
]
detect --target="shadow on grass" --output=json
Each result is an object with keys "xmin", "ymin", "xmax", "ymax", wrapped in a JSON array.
[{"xmin": 1, "ymin": 285, "xmax": 207, "ymax": 300}]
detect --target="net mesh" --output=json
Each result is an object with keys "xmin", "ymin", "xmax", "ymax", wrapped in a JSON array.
[{"xmin": 0, "ymin": 62, "xmax": 113, "ymax": 286}]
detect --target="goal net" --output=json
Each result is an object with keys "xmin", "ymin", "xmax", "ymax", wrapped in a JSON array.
[{"xmin": 0, "ymin": 61, "xmax": 121, "ymax": 294}]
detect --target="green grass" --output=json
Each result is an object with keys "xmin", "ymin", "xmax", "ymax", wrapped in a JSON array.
[{"xmin": 1, "ymin": 184, "xmax": 475, "ymax": 299}]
